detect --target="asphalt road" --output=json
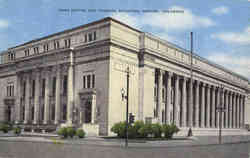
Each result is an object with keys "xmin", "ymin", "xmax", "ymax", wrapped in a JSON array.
[{"xmin": 0, "ymin": 140, "xmax": 250, "ymax": 158}]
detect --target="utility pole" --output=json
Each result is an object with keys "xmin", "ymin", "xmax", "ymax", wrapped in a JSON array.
[
  {"xmin": 188, "ymin": 32, "xmax": 194, "ymax": 131},
  {"xmin": 125, "ymin": 67, "xmax": 129, "ymax": 148},
  {"xmin": 121, "ymin": 67, "xmax": 130, "ymax": 148}
]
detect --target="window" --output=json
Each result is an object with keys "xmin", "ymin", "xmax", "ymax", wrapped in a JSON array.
[
  {"xmin": 64, "ymin": 38, "xmax": 71, "ymax": 48},
  {"xmin": 32, "ymin": 80, "xmax": 35, "ymax": 97},
  {"xmin": 43, "ymin": 44, "xmax": 49, "ymax": 52},
  {"xmin": 24, "ymin": 49, "xmax": 30, "ymax": 56},
  {"xmin": 92, "ymin": 74, "xmax": 95, "ymax": 88},
  {"xmin": 83, "ymin": 76, "xmax": 86, "ymax": 88},
  {"xmin": 62, "ymin": 104, "xmax": 67, "ymax": 120},
  {"xmin": 54, "ymin": 41, "xmax": 60, "ymax": 49},
  {"xmin": 93, "ymin": 31, "xmax": 96, "ymax": 40},
  {"xmin": 84, "ymin": 34, "xmax": 87, "ymax": 43},
  {"xmin": 52, "ymin": 77, "xmax": 56, "ymax": 96},
  {"xmin": 6, "ymin": 83, "xmax": 14, "ymax": 97},
  {"xmin": 87, "ymin": 75, "xmax": 91, "ymax": 88},
  {"xmin": 8, "ymin": 52, "xmax": 15, "ymax": 61},
  {"xmin": 42, "ymin": 79, "xmax": 45, "ymax": 97},
  {"xmin": 63, "ymin": 75, "xmax": 67, "ymax": 95},
  {"xmin": 33, "ymin": 47, "xmax": 39, "ymax": 54},
  {"xmin": 83, "ymin": 74, "xmax": 95, "ymax": 89},
  {"xmin": 23, "ymin": 81, "xmax": 26, "ymax": 98},
  {"xmin": 88, "ymin": 33, "xmax": 92, "ymax": 42},
  {"xmin": 162, "ymin": 88, "xmax": 165, "ymax": 102}
]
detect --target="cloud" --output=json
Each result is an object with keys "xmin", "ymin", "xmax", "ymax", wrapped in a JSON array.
[
  {"xmin": 0, "ymin": 19, "xmax": 9, "ymax": 29},
  {"xmin": 111, "ymin": 6, "xmax": 215, "ymax": 48},
  {"xmin": 211, "ymin": 26, "xmax": 250, "ymax": 45},
  {"xmin": 111, "ymin": 6, "xmax": 216, "ymax": 32},
  {"xmin": 207, "ymin": 52, "xmax": 250, "ymax": 79},
  {"xmin": 141, "ymin": 6, "xmax": 215, "ymax": 31},
  {"xmin": 211, "ymin": 6, "xmax": 229, "ymax": 15}
]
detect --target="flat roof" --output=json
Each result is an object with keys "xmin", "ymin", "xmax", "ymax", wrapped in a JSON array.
[{"xmin": 2, "ymin": 17, "xmax": 249, "ymax": 82}]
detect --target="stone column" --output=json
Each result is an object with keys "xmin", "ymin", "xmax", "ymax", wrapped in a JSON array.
[
  {"xmin": 216, "ymin": 88, "xmax": 220, "ymax": 128},
  {"xmin": 237, "ymin": 94, "xmax": 240, "ymax": 128},
  {"xmin": 91, "ymin": 94, "xmax": 96, "ymax": 124},
  {"xmin": 228, "ymin": 92, "xmax": 232, "ymax": 128},
  {"xmin": 211, "ymin": 86, "xmax": 216, "ymax": 128},
  {"xmin": 158, "ymin": 69, "xmax": 163, "ymax": 123},
  {"xmin": 201, "ymin": 83, "xmax": 205, "ymax": 128},
  {"xmin": 24, "ymin": 74, "xmax": 31, "ymax": 124},
  {"xmin": 43, "ymin": 68, "xmax": 51, "ymax": 124},
  {"xmin": 55, "ymin": 65, "xmax": 62, "ymax": 124},
  {"xmin": 239, "ymin": 95, "xmax": 242, "ymax": 128},
  {"xmin": 166, "ymin": 72, "xmax": 173, "ymax": 125},
  {"xmin": 231, "ymin": 92, "xmax": 234, "ymax": 128},
  {"xmin": 67, "ymin": 49, "xmax": 75, "ymax": 125},
  {"xmin": 188, "ymin": 79, "xmax": 193, "ymax": 127},
  {"xmin": 235, "ymin": 94, "xmax": 238, "ymax": 128},
  {"xmin": 33, "ymin": 69, "xmax": 41, "ymax": 124},
  {"xmin": 174, "ymin": 74, "xmax": 179, "ymax": 126},
  {"xmin": 242, "ymin": 96, "xmax": 245, "ymax": 128},
  {"xmin": 181, "ymin": 76, "xmax": 187, "ymax": 127},
  {"xmin": 233, "ymin": 93, "xmax": 236, "ymax": 128},
  {"xmin": 195, "ymin": 81, "xmax": 200, "ymax": 127},
  {"xmin": 221, "ymin": 89, "xmax": 224, "ymax": 128},
  {"xmin": 224, "ymin": 91, "xmax": 228, "ymax": 128},
  {"xmin": 206, "ymin": 84, "xmax": 210, "ymax": 128},
  {"xmin": 15, "ymin": 74, "xmax": 22, "ymax": 124}
]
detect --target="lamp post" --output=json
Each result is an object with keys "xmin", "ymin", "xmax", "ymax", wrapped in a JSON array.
[
  {"xmin": 121, "ymin": 67, "xmax": 130, "ymax": 148},
  {"xmin": 216, "ymin": 84, "xmax": 226, "ymax": 144}
]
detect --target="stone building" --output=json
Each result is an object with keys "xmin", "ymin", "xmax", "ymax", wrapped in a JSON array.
[{"xmin": 0, "ymin": 17, "xmax": 249, "ymax": 136}]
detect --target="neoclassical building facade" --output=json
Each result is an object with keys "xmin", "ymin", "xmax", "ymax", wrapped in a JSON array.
[{"xmin": 0, "ymin": 17, "xmax": 249, "ymax": 136}]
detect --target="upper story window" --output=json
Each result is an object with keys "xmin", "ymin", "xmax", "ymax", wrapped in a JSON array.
[
  {"xmin": 6, "ymin": 83, "xmax": 14, "ymax": 97},
  {"xmin": 83, "ymin": 73, "xmax": 95, "ymax": 89},
  {"xmin": 54, "ymin": 41, "xmax": 60, "ymax": 49},
  {"xmin": 84, "ymin": 34, "xmax": 87, "ymax": 43},
  {"xmin": 88, "ymin": 33, "xmax": 93, "ymax": 42},
  {"xmin": 24, "ymin": 49, "xmax": 30, "ymax": 57},
  {"xmin": 64, "ymin": 38, "xmax": 71, "ymax": 48},
  {"xmin": 33, "ymin": 47, "xmax": 39, "ymax": 54},
  {"xmin": 43, "ymin": 44, "xmax": 49, "ymax": 52},
  {"xmin": 93, "ymin": 31, "xmax": 96, "ymax": 40},
  {"xmin": 8, "ymin": 52, "xmax": 15, "ymax": 61}
]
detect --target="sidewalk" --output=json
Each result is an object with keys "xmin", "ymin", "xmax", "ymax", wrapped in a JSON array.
[{"xmin": 1, "ymin": 132, "xmax": 250, "ymax": 148}]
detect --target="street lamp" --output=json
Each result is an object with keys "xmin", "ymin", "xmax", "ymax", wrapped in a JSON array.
[
  {"xmin": 216, "ymin": 84, "xmax": 226, "ymax": 144},
  {"xmin": 121, "ymin": 67, "xmax": 130, "ymax": 148}
]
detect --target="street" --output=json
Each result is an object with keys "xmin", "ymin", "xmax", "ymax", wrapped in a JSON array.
[{"xmin": 0, "ymin": 140, "xmax": 249, "ymax": 158}]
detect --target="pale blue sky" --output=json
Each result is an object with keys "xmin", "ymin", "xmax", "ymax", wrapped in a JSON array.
[{"xmin": 0, "ymin": 0, "xmax": 250, "ymax": 79}]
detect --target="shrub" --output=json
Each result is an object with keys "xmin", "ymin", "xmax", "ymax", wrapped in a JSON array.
[
  {"xmin": 0, "ymin": 123, "xmax": 10, "ymax": 133},
  {"xmin": 13, "ymin": 127, "xmax": 21, "ymax": 136},
  {"xmin": 138, "ymin": 123, "xmax": 152, "ymax": 138},
  {"xmin": 76, "ymin": 129, "xmax": 85, "ymax": 138},
  {"xmin": 57, "ymin": 127, "xmax": 68, "ymax": 138},
  {"xmin": 111, "ymin": 122, "xmax": 126, "ymax": 138},
  {"xmin": 133, "ymin": 121, "xmax": 145, "ymax": 138},
  {"xmin": 151, "ymin": 123, "xmax": 162, "ymax": 138},
  {"xmin": 162, "ymin": 124, "xmax": 180, "ymax": 139},
  {"xmin": 67, "ymin": 127, "xmax": 76, "ymax": 138}
]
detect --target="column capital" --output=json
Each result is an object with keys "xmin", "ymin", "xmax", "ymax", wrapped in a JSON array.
[
  {"xmin": 175, "ymin": 74, "xmax": 179, "ymax": 80},
  {"xmin": 206, "ymin": 84, "xmax": 211, "ymax": 88},
  {"xmin": 183, "ymin": 76, "xmax": 187, "ymax": 81},
  {"xmin": 168, "ymin": 71, "xmax": 173, "ymax": 77}
]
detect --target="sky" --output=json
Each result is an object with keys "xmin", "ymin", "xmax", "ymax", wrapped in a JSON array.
[{"xmin": 0, "ymin": 0, "xmax": 250, "ymax": 80}]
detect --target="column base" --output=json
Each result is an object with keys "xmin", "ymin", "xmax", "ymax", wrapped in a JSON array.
[{"xmin": 66, "ymin": 120, "xmax": 73, "ymax": 126}]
